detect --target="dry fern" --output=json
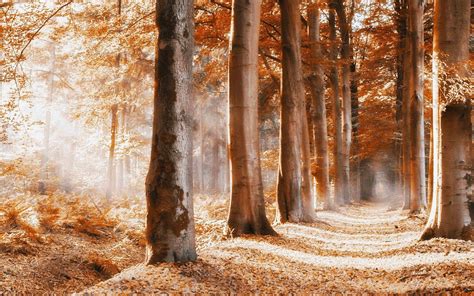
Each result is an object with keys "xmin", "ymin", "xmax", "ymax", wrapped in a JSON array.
[
  {"xmin": 0, "ymin": 200, "xmax": 41, "ymax": 241},
  {"xmin": 86, "ymin": 253, "xmax": 120, "ymax": 278},
  {"xmin": 73, "ymin": 215, "xmax": 116, "ymax": 237},
  {"xmin": 36, "ymin": 198, "xmax": 61, "ymax": 231}
]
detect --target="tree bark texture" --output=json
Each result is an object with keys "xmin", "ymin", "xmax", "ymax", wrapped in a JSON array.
[
  {"xmin": 227, "ymin": 0, "xmax": 276, "ymax": 236},
  {"xmin": 308, "ymin": 2, "xmax": 331, "ymax": 209},
  {"xmin": 277, "ymin": 0, "xmax": 316, "ymax": 222},
  {"xmin": 329, "ymin": 8, "xmax": 344, "ymax": 205},
  {"xmin": 407, "ymin": 0, "xmax": 427, "ymax": 212},
  {"xmin": 334, "ymin": 0, "xmax": 352, "ymax": 204},
  {"xmin": 421, "ymin": 0, "xmax": 471, "ymax": 240},
  {"xmin": 145, "ymin": 0, "xmax": 196, "ymax": 264}
]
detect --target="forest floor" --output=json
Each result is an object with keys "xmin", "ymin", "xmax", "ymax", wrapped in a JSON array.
[
  {"xmin": 78, "ymin": 202, "xmax": 474, "ymax": 295},
  {"xmin": 1, "ymin": 194, "xmax": 473, "ymax": 294}
]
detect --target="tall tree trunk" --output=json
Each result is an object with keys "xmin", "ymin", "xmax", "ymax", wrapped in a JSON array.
[
  {"xmin": 38, "ymin": 45, "xmax": 55, "ymax": 195},
  {"xmin": 195, "ymin": 101, "xmax": 205, "ymax": 193},
  {"xmin": 329, "ymin": 7, "xmax": 344, "ymax": 206},
  {"xmin": 350, "ymin": 61, "xmax": 360, "ymax": 202},
  {"xmin": 401, "ymin": 0, "xmax": 411, "ymax": 210},
  {"xmin": 227, "ymin": 0, "xmax": 276, "ymax": 236},
  {"xmin": 121, "ymin": 107, "xmax": 130, "ymax": 194},
  {"xmin": 61, "ymin": 141, "xmax": 75, "ymax": 193},
  {"xmin": 308, "ymin": 2, "xmax": 331, "ymax": 210},
  {"xmin": 301, "ymin": 103, "xmax": 315, "ymax": 219},
  {"xmin": 106, "ymin": 104, "xmax": 118, "ymax": 200},
  {"xmin": 421, "ymin": 0, "xmax": 471, "ymax": 240},
  {"xmin": 395, "ymin": 0, "xmax": 408, "ymax": 206},
  {"xmin": 145, "ymin": 0, "xmax": 196, "ymax": 264},
  {"xmin": 334, "ymin": 0, "xmax": 351, "ymax": 204},
  {"xmin": 277, "ymin": 0, "xmax": 315, "ymax": 223},
  {"xmin": 349, "ymin": 0, "xmax": 360, "ymax": 202},
  {"xmin": 427, "ymin": 126, "xmax": 434, "ymax": 209},
  {"xmin": 307, "ymin": 102, "xmax": 315, "ymax": 156},
  {"xmin": 408, "ymin": 0, "xmax": 426, "ymax": 212},
  {"xmin": 211, "ymin": 132, "xmax": 220, "ymax": 192},
  {"xmin": 106, "ymin": 0, "xmax": 123, "ymax": 200}
]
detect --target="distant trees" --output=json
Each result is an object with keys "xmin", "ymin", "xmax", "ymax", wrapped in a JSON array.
[
  {"xmin": 145, "ymin": 0, "xmax": 196, "ymax": 264},
  {"xmin": 106, "ymin": 0, "xmax": 123, "ymax": 200},
  {"xmin": 38, "ymin": 44, "xmax": 56, "ymax": 195},
  {"xmin": 421, "ymin": 0, "xmax": 471, "ymax": 240},
  {"xmin": 227, "ymin": 0, "xmax": 276, "ymax": 236}
]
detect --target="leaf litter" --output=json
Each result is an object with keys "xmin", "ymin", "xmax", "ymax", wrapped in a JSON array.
[{"xmin": 78, "ymin": 202, "xmax": 474, "ymax": 295}]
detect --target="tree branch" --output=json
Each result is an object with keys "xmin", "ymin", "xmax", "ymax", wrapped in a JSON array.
[{"xmin": 16, "ymin": 1, "xmax": 73, "ymax": 61}]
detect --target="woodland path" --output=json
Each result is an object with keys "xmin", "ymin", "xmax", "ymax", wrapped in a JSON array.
[{"xmin": 80, "ymin": 203, "xmax": 474, "ymax": 294}]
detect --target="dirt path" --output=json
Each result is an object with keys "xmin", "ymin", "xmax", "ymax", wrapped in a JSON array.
[{"xmin": 79, "ymin": 203, "xmax": 474, "ymax": 294}]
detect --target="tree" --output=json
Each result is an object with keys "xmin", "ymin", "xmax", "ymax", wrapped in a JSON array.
[
  {"xmin": 38, "ymin": 44, "xmax": 56, "ymax": 195},
  {"xmin": 277, "ymin": 0, "xmax": 316, "ymax": 222},
  {"xmin": 226, "ymin": 0, "xmax": 276, "ymax": 236},
  {"xmin": 308, "ymin": 1, "xmax": 331, "ymax": 209},
  {"xmin": 394, "ymin": 0, "xmax": 412, "ymax": 210},
  {"xmin": 333, "ymin": 0, "xmax": 352, "ymax": 204},
  {"xmin": 145, "ymin": 0, "xmax": 196, "ymax": 264},
  {"xmin": 328, "ymin": 5, "xmax": 344, "ymax": 205},
  {"xmin": 421, "ymin": 0, "xmax": 471, "ymax": 240},
  {"xmin": 407, "ymin": 0, "xmax": 426, "ymax": 212}
]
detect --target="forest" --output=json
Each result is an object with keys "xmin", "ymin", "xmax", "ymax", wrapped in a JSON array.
[{"xmin": 0, "ymin": 0, "xmax": 472, "ymax": 294}]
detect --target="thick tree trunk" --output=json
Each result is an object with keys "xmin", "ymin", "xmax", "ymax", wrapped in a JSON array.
[
  {"xmin": 334, "ymin": 0, "xmax": 351, "ymax": 204},
  {"xmin": 227, "ymin": 0, "xmax": 276, "ymax": 234},
  {"xmin": 329, "ymin": 8, "xmax": 344, "ymax": 206},
  {"xmin": 227, "ymin": 1, "xmax": 277, "ymax": 234},
  {"xmin": 407, "ymin": 0, "xmax": 426, "ymax": 212},
  {"xmin": 421, "ymin": 0, "xmax": 471, "ymax": 240},
  {"xmin": 145, "ymin": 0, "xmax": 196, "ymax": 264},
  {"xmin": 277, "ymin": 0, "xmax": 315, "ymax": 222},
  {"xmin": 308, "ymin": 3, "xmax": 331, "ymax": 210}
]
